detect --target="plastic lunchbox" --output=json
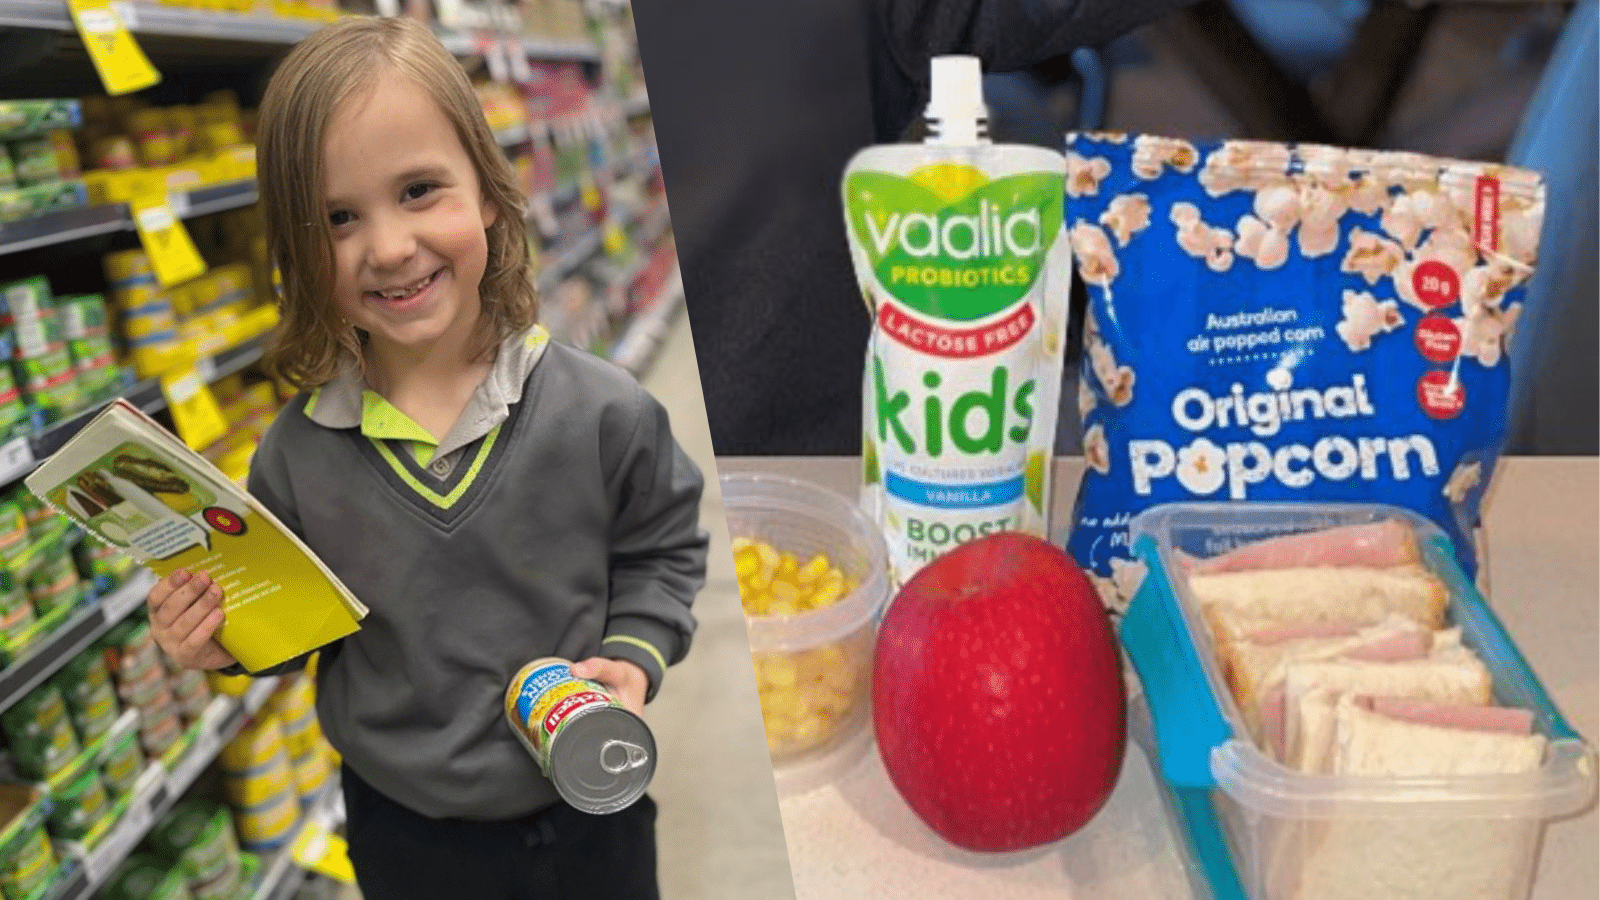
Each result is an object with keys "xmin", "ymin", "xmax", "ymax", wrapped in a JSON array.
[{"xmin": 1118, "ymin": 501, "xmax": 1596, "ymax": 900}]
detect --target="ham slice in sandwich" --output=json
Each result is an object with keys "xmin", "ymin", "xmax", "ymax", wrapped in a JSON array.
[
  {"xmin": 1333, "ymin": 696, "xmax": 1545, "ymax": 776},
  {"xmin": 1216, "ymin": 614, "xmax": 1436, "ymax": 759},
  {"xmin": 1282, "ymin": 634, "xmax": 1494, "ymax": 774},
  {"xmin": 1190, "ymin": 519, "xmax": 1420, "ymax": 574}
]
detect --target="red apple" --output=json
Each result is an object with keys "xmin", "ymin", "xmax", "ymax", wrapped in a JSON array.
[{"xmin": 872, "ymin": 532, "xmax": 1126, "ymax": 852}]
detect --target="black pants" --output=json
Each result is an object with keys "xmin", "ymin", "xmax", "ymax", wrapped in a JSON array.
[{"xmin": 340, "ymin": 766, "xmax": 660, "ymax": 900}]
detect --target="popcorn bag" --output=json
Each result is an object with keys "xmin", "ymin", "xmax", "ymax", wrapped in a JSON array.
[{"xmin": 1063, "ymin": 134, "xmax": 1544, "ymax": 612}]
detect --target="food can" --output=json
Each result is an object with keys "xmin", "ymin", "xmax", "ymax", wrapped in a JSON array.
[
  {"xmin": 99, "ymin": 729, "xmax": 146, "ymax": 796},
  {"xmin": 151, "ymin": 801, "xmax": 239, "ymax": 886},
  {"xmin": 504, "ymin": 657, "xmax": 656, "ymax": 814},
  {"xmin": 0, "ymin": 819, "xmax": 55, "ymax": 898},
  {"xmin": 1, "ymin": 276, "xmax": 51, "ymax": 320},
  {"xmin": 103, "ymin": 248, "xmax": 154, "ymax": 287}
]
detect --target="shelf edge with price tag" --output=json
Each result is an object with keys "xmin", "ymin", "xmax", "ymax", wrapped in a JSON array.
[
  {"xmin": 81, "ymin": 762, "xmax": 167, "ymax": 885},
  {"xmin": 131, "ymin": 194, "xmax": 208, "ymax": 288},
  {"xmin": 168, "ymin": 696, "xmax": 231, "ymax": 791},
  {"xmin": 579, "ymin": 173, "xmax": 603, "ymax": 214},
  {"xmin": 66, "ymin": 0, "xmax": 160, "ymax": 96},
  {"xmin": 292, "ymin": 806, "xmax": 357, "ymax": 884},
  {"xmin": 101, "ymin": 570, "xmax": 156, "ymax": 624},
  {"xmin": 0, "ymin": 436, "xmax": 34, "ymax": 480},
  {"xmin": 160, "ymin": 365, "xmax": 228, "ymax": 451}
]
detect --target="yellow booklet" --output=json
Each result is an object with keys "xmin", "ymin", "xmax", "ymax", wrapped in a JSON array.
[{"xmin": 25, "ymin": 400, "xmax": 367, "ymax": 671}]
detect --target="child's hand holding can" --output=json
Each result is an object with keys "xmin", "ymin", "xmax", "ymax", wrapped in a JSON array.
[{"xmin": 569, "ymin": 657, "xmax": 648, "ymax": 718}]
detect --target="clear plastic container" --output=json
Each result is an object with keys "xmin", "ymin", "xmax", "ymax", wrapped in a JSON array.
[
  {"xmin": 1119, "ymin": 501, "xmax": 1596, "ymax": 900},
  {"xmin": 720, "ymin": 473, "xmax": 890, "ymax": 795}
]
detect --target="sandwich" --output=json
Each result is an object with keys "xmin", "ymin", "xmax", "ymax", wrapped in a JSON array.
[
  {"xmin": 1181, "ymin": 520, "xmax": 1550, "ymax": 900},
  {"xmin": 1192, "ymin": 564, "xmax": 1449, "ymax": 645},
  {"xmin": 1213, "ymin": 613, "xmax": 1438, "ymax": 758},
  {"xmin": 1282, "ymin": 635, "xmax": 1494, "ymax": 773}
]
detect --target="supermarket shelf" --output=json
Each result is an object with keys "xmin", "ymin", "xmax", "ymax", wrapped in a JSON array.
[
  {"xmin": 253, "ymin": 783, "xmax": 344, "ymax": 900},
  {"xmin": 175, "ymin": 180, "xmax": 261, "ymax": 218},
  {"xmin": 0, "ymin": 570, "xmax": 156, "ymax": 718},
  {"xmin": 435, "ymin": 30, "xmax": 600, "ymax": 63},
  {"xmin": 0, "ymin": 0, "xmax": 323, "ymax": 42},
  {"xmin": 623, "ymin": 93, "xmax": 650, "ymax": 118},
  {"xmin": 0, "ymin": 205, "xmax": 128, "ymax": 257},
  {"xmin": 610, "ymin": 268, "xmax": 683, "ymax": 376},
  {"xmin": 0, "ymin": 179, "xmax": 259, "ymax": 256},
  {"xmin": 551, "ymin": 180, "xmax": 581, "ymax": 208},
  {"xmin": 55, "ymin": 676, "xmax": 282, "ymax": 900},
  {"xmin": 0, "ymin": 333, "xmax": 270, "ymax": 490},
  {"xmin": 532, "ymin": 192, "xmax": 667, "ymax": 295},
  {"xmin": 616, "ymin": 146, "xmax": 659, "ymax": 184},
  {"xmin": 124, "ymin": 332, "xmax": 268, "ymax": 415},
  {"xmin": 494, "ymin": 123, "xmax": 530, "ymax": 148},
  {"xmin": 536, "ymin": 228, "xmax": 603, "ymax": 294}
]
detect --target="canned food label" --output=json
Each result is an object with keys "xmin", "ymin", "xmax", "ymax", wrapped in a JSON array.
[
  {"xmin": 511, "ymin": 662, "xmax": 572, "ymax": 721},
  {"xmin": 507, "ymin": 659, "xmax": 630, "ymax": 773},
  {"xmin": 543, "ymin": 690, "xmax": 612, "ymax": 737}
]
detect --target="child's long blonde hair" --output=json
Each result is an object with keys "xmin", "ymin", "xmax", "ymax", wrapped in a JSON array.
[{"xmin": 257, "ymin": 17, "xmax": 536, "ymax": 390}]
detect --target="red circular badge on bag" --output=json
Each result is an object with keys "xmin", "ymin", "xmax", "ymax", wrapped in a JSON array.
[
  {"xmin": 1412, "ymin": 261, "xmax": 1460, "ymax": 308},
  {"xmin": 1417, "ymin": 371, "xmax": 1466, "ymax": 419},
  {"xmin": 1414, "ymin": 316, "xmax": 1461, "ymax": 363}
]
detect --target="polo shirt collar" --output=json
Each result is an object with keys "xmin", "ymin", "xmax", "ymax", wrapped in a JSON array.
[{"xmin": 305, "ymin": 325, "xmax": 551, "ymax": 457}]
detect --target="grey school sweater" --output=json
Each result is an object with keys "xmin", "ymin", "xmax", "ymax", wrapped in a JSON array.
[{"xmin": 245, "ymin": 330, "xmax": 706, "ymax": 819}]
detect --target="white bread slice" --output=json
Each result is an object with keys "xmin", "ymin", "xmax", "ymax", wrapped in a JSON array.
[
  {"xmin": 1192, "ymin": 564, "xmax": 1448, "ymax": 644},
  {"xmin": 1283, "ymin": 701, "xmax": 1547, "ymax": 900},
  {"xmin": 1332, "ymin": 698, "xmax": 1546, "ymax": 776},
  {"xmin": 1290, "ymin": 814, "xmax": 1543, "ymax": 900},
  {"xmin": 1283, "ymin": 638, "xmax": 1492, "ymax": 774},
  {"xmin": 1219, "ymin": 614, "xmax": 1426, "ymax": 746}
]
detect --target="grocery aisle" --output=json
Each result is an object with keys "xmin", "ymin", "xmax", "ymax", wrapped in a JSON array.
[{"xmin": 635, "ymin": 306, "xmax": 796, "ymax": 900}]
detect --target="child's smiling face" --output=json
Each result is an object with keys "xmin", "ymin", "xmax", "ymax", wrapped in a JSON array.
[{"xmin": 321, "ymin": 72, "xmax": 498, "ymax": 361}]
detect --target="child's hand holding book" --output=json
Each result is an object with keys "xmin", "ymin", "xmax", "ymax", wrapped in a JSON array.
[{"xmin": 148, "ymin": 567, "xmax": 239, "ymax": 671}]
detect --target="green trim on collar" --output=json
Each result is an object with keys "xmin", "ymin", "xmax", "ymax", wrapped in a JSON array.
[
  {"xmin": 360, "ymin": 391, "xmax": 439, "ymax": 446},
  {"xmin": 305, "ymin": 387, "xmax": 323, "ymax": 418},
  {"xmin": 368, "ymin": 423, "xmax": 502, "ymax": 510},
  {"xmin": 602, "ymin": 635, "xmax": 666, "ymax": 673}
]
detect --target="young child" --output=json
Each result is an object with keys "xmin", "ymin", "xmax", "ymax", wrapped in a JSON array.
[{"xmin": 143, "ymin": 18, "xmax": 706, "ymax": 900}]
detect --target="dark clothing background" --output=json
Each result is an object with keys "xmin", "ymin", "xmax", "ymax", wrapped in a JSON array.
[
  {"xmin": 341, "ymin": 764, "xmax": 660, "ymax": 900},
  {"xmin": 632, "ymin": 0, "xmax": 1189, "ymax": 454}
]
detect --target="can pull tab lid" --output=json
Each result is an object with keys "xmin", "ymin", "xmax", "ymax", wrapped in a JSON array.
[{"xmin": 600, "ymin": 739, "xmax": 650, "ymax": 774}]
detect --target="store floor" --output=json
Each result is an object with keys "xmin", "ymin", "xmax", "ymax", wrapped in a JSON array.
[{"xmin": 333, "ymin": 307, "xmax": 794, "ymax": 900}]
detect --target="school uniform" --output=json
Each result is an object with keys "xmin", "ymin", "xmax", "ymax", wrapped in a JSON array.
[{"xmin": 237, "ymin": 325, "xmax": 706, "ymax": 899}]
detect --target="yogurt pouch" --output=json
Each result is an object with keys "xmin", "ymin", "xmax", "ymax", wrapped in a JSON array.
[
  {"xmin": 1063, "ymin": 133, "xmax": 1544, "ymax": 612},
  {"xmin": 845, "ymin": 57, "xmax": 1072, "ymax": 583}
]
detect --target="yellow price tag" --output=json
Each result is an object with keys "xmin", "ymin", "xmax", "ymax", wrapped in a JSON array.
[
  {"xmin": 579, "ymin": 175, "xmax": 602, "ymax": 212},
  {"xmin": 602, "ymin": 222, "xmax": 628, "ymax": 257},
  {"xmin": 161, "ymin": 366, "xmax": 228, "ymax": 451},
  {"xmin": 67, "ymin": 0, "xmax": 160, "ymax": 96},
  {"xmin": 131, "ymin": 194, "xmax": 208, "ymax": 287},
  {"xmin": 292, "ymin": 817, "xmax": 356, "ymax": 884}
]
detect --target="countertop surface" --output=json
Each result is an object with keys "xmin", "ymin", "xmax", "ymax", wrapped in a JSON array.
[{"xmin": 717, "ymin": 456, "xmax": 1599, "ymax": 900}]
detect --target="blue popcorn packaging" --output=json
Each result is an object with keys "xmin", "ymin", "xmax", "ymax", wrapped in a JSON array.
[{"xmin": 1062, "ymin": 134, "xmax": 1544, "ymax": 612}]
